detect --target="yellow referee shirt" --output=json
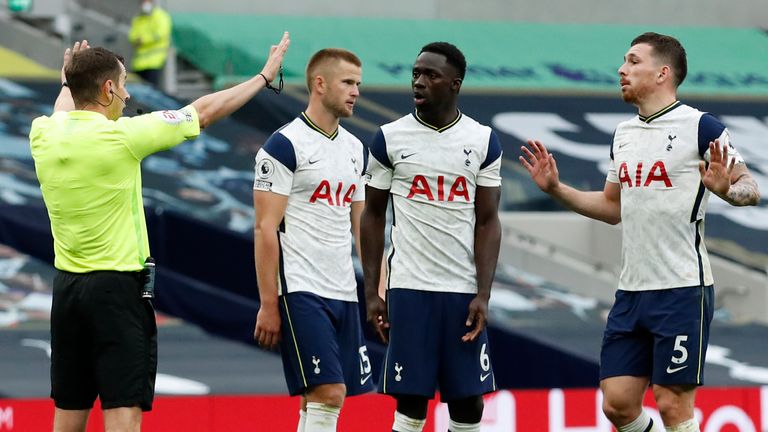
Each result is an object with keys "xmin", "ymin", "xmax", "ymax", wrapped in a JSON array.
[{"xmin": 29, "ymin": 106, "xmax": 200, "ymax": 272}]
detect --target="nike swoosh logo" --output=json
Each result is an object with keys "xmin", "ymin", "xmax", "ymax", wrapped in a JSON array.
[
  {"xmin": 618, "ymin": 143, "xmax": 629, "ymax": 149},
  {"xmin": 308, "ymin": 159, "xmax": 320, "ymax": 164},
  {"xmin": 360, "ymin": 374, "xmax": 372, "ymax": 385},
  {"xmin": 401, "ymin": 153, "xmax": 416, "ymax": 159},
  {"xmin": 480, "ymin": 372, "xmax": 491, "ymax": 382},
  {"xmin": 666, "ymin": 364, "xmax": 688, "ymax": 374}
]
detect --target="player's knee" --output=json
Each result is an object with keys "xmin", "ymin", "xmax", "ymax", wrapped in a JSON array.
[
  {"xmin": 447, "ymin": 396, "xmax": 484, "ymax": 424},
  {"xmin": 395, "ymin": 395, "xmax": 429, "ymax": 420},
  {"xmin": 602, "ymin": 397, "xmax": 636, "ymax": 425},
  {"xmin": 654, "ymin": 388, "xmax": 694, "ymax": 425},
  {"xmin": 306, "ymin": 383, "xmax": 346, "ymax": 408},
  {"xmin": 655, "ymin": 395, "xmax": 681, "ymax": 419}
]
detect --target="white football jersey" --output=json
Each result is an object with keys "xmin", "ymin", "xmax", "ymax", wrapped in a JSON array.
[
  {"xmin": 366, "ymin": 111, "xmax": 502, "ymax": 294},
  {"xmin": 253, "ymin": 113, "xmax": 366, "ymax": 302},
  {"xmin": 607, "ymin": 101, "xmax": 743, "ymax": 291}
]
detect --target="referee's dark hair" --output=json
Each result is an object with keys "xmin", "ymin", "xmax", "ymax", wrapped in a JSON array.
[
  {"xmin": 419, "ymin": 42, "xmax": 467, "ymax": 80},
  {"xmin": 65, "ymin": 47, "xmax": 125, "ymax": 107},
  {"xmin": 631, "ymin": 32, "xmax": 687, "ymax": 87}
]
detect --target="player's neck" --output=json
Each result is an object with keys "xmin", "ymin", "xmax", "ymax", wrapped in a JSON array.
[
  {"xmin": 304, "ymin": 105, "xmax": 339, "ymax": 136},
  {"xmin": 636, "ymin": 92, "xmax": 678, "ymax": 118},
  {"xmin": 416, "ymin": 105, "xmax": 459, "ymax": 129}
]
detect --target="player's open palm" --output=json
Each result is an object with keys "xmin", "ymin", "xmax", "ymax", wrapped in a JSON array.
[
  {"xmin": 700, "ymin": 139, "xmax": 735, "ymax": 197},
  {"xmin": 519, "ymin": 140, "xmax": 560, "ymax": 193},
  {"xmin": 254, "ymin": 304, "xmax": 281, "ymax": 350}
]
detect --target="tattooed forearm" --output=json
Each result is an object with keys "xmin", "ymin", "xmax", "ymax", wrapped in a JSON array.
[{"xmin": 725, "ymin": 173, "xmax": 761, "ymax": 206}]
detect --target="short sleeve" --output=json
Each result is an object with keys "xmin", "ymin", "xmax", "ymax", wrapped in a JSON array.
[
  {"xmin": 253, "ymin": 132, "xmax": 296, "ymax": 196},
  {"xmin": 606, "ymin": 130, "xmax": 619, "ymax": 184},
  {"xmin": 699, "ymin": 114, "xmax": 744, "ymax": 165},
  {"xmin": 29, "ymin": 112, "xmax": 61, "ymax": 143},
  {"xmin": 365, "ymin": 129, "xmax": 393, "ymax": 190},
  {"xmin": 352, "ymin": 144, "xmax": 367, "ymax": 202},
  {"xmin": 352, "ymin": 181, "xmax": 365, "ymax": 202},
  {"xmin": 477, "ymin": 131, "xmax": 502, "ymax": 187},
  {"xmin": 119, "ymin": 105, "xmax": 200, "ymax": 160}
]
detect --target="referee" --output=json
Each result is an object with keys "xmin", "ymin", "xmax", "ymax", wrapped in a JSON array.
[{"xmin": 29, "ymin": 33, "xmax": 289, "ymax": 432}]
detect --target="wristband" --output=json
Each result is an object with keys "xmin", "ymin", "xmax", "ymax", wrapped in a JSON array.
[{"xmin": 259, "ymin": 68, "xmax": 283, "ymax": 95}]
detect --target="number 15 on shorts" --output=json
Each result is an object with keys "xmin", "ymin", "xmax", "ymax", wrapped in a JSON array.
[{"xmin": 359, "ymin": 346, "xmax": 372, "ymax": 375}]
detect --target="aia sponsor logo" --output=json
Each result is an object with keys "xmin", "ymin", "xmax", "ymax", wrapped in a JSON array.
[
  {"xmin": 618, "ymin": 161, "xmax": 672, "ymax": 188},
  {"xmin": 407, "ymin": 175, "xmax": 470, "ymax": 202},
  {"xmin": 309, "ymin": 180, "xmax": 356, "ymax": 207}
]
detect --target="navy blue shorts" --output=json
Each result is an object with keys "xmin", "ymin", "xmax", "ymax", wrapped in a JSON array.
[
  {"xmin": 600, "ymin": 285, "xmax": 714, "ymax": 385},
  {"xmin": 379, "ymin": 288, "xmax": 496, "ymax": 401},
  {"xmin": 278, "ymin": 291, "xmax": 374, "ymax": 397}
]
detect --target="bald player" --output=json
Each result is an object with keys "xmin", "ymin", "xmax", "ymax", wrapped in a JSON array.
[{"xmin": 253, "ymin": 48, "xmax": 372, "ymax": 432}]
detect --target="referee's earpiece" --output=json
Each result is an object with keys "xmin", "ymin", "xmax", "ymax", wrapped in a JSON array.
[{"xmin": 109, "ymin": 85, "xmax": 126, "ymax": 105}]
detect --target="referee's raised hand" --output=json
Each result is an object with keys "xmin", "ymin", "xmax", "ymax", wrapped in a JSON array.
[
  {"xmin": 190, "ymin": 31, "xmax": 291, "ymax": 129},
  {"xmin": 259, "ymin": 31, "xmax": 290, "ymax": 84},
  {"xmin": 61, "ymin": 40, "xmax": 89, "ymax": 79},
  {"xmin": 56, "ymin": 40, "xmax": 90, "ymax": 112}
]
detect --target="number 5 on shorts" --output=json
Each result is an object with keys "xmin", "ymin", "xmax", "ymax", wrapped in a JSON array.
[{"xmin": 671, "ymin": 335, "xmax": 688, "ymax": 364}]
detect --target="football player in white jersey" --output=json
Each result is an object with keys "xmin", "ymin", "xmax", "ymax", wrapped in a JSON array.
[
  {"xmin": 520, "ymin": 32, "xmax": 760, "ymax": 432},
  {"xmin": 361, "ymin": 42, "xmax": 503, "ymax": 432},
  {"xmin": 252, "ymin": 49, "xmax": 373, "ymax": 432}
]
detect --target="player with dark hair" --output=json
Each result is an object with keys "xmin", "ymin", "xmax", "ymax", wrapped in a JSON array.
[
  {"xmin": 30, "ymin": 33, "xmax": 289, "ymax": 432},
  {"xmin": 361, "ymin": 41, "xmax": 502, "ymax": 432},
  {"xmin": 520, "ymin": 32, "xmax": 760, "ymax": 432},
  {"xmin": 253, "ymin": 48, "xmax": 372, "ymax": 432}
]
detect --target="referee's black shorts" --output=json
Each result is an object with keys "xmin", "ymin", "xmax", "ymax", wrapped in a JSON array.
[{"xmin": 51, "ymin": 270, "xmax": 158, "ymax": 411}]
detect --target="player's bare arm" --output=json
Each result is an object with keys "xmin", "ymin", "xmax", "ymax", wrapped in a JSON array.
[
  {"xmin": 191, "ymin": 31, "xmax": 290, "ymax": 129},
  {"xmin": 699, "ymin": 139, "xmax": 761, "ymax": 207},
  {"xmin": 360, "ymin": 186, "xmax": 390, "ymax": 343},
  {"xmin": 54, "ymin": 40, "xmax": 89, "ymax": 113},
  {"xmin": 727, "ymin": 170, "xmax": 760, "ymax": 206},
  {"xmin": 520, "ymin": 139, "xmax": 622, "ymax": 224},
  {"xmin": 253, "ymin": 190, "xmax": 289, "ymax": 349},
  {"xmin": 463, "ymin": 186, "xmax": 501, "ymax": 343}
]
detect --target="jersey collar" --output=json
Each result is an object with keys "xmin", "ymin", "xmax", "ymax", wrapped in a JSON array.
[
  {"xmin": 412, "ymin": 110, "xmax": 462, "ymax": 133},
  {"xmin": 638, "ymin": 101, "xmax": 682, "ymax": 124},
  {"xmin": 67, "ymin": 110, "xmax": 108, "ymax": 120},
  {"xmin": 299, "ymin": 112, "xmax": 338, "ymax": 140}
]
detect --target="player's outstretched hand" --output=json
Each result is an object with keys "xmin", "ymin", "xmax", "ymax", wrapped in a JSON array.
[
  {"xmin": 519, "ymin": 140, "xmax": 561, "ymax": 194},
  {"xmin": 366, "ymin": 295, "xmax": 390, "ymax": 344},
  {"xmin": 699, "ymin": 139, "xmax": 734, "ymax": 197},
  {"xmin": 462, "ymin": 295, "xmax": 489, "ymax": 342},
  {"xmin": 254, "ymin": 304, "xmax": 281, "ymax": 350},
  {"xmin": 259, "ymin": 31, "xmax": 290, "ymax": 83}
]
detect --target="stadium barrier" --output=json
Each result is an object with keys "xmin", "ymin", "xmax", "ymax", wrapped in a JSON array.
[{"xmin": 2, "ymin": 386, "xmax": 766, "ymax": 431}]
